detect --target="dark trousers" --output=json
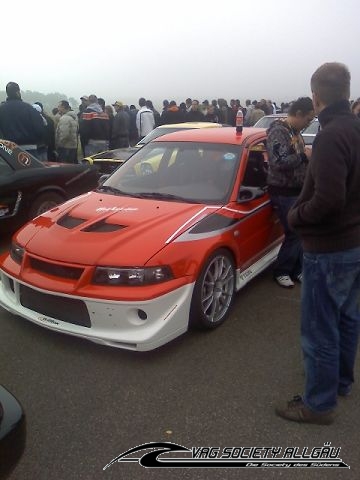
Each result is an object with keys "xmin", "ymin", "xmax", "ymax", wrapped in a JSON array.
[
  {"xmin": 270, "ymin": 194, "xmax": 302, "ymax": 278},
  {"xmin": 57, "ymin": 147, "xmax": 78, "ymax": 164}
]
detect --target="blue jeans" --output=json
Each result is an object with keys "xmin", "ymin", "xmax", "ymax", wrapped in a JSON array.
[
  {"xmin": 301, "ymin": 246, "xmax": 360, "ymax": 412},
  {"xmin": 270, "ymin": 194, "xmax": 302, "ymax": 278}
]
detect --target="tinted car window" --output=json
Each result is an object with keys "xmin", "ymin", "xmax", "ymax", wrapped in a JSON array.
[{"xmin": 0, "ymin": 156, "xmax": 13, "ymax": 175}]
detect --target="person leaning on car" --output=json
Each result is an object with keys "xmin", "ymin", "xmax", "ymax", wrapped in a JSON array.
[
  {"xmin": 275, "ymin": 62, "xmax": 360, "ymax": 425},
  {"xmin": 0, "ymin": 82, "xmax": 45, "ymax": 159},
  {"xmin": 266, "ymin": 97, "xmax": 314, "ymax": 288},
  {"xmin": 56, "ymin": 100, "xmax": 78, "ymax": 163}
]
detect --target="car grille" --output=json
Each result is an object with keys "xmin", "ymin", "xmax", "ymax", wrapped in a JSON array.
[
  {"xmin": 20, "ymin": 284, "xmax": 91, "ymax": 327},
  {"xmin": 29, "ymin": 258, "xmax": 84, "ymax": 280}
]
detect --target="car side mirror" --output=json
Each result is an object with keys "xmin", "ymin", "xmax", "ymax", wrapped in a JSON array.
[{"xmin": 237, "ymin": 186, "xmax": 266, "ymax": 203}]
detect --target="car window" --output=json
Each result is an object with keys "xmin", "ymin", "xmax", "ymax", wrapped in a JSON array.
[
  {"xmin": 302, "ymin": 119, "xmax": 319, "ymax": 135},
  {"xmin": 0, "ymin": 155, "xmax": 13, "ymax": 176},
  {"xmin": 242, "ymin": 144, "xmax": 268, "ymax": 188},
  {"xmin": 254, "ymin": 115, "xmax": 286, "ymax": 128},
  {"xmin": 137, "ymin": 127, "xmax": 191, "ymax": 146},
  {"xmin": 104, "ymin": 142, "xmax": 241, "ymax": 204}
]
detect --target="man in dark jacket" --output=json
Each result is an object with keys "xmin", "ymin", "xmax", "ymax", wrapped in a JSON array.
[
  {"xmin": 110, "ymin": 101, "xmax": 130, "ymax": 149},
  {"xmin": 185, "ymin": 100, "xmax": 205, "ymax": 122},
  {"xmin": 0, "ymin": 82, "xmax": 45, "ymax": 158},
  {"xmin": 276, "ymin": 62, "xmax": 360, "ymax": 425},
  {"xmin": 79, "ymin": 94, "xmax": 110, "ymax": 156},
  {"xmin": 159, "ymin": 100, "xmax": 185, "ymax": 125}
]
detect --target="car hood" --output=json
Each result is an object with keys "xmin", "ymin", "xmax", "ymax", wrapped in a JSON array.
[{"xmin": 18, "ymin": 192, "xmax": 222, "ymax": 266}]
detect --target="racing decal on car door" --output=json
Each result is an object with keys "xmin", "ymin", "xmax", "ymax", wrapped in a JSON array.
[
  {"xmin": 17, "ymin": 152, "xmax": 31, "ymax": 167},
  {"xmin": 165, "ymin": 206, "xmax": 220, "ymax": 244}
]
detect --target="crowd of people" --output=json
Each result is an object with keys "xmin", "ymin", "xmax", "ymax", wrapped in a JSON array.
[
  {"xmin": 1, "ymin": 82, "xmax": 359, "ymax": 165},
  {"xmin": 0, "ymin": 84, "xmax": 293, "ymax": 163}
]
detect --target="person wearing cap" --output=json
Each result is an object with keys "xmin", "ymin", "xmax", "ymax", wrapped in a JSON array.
[
  {"xmin": 79, "ymin": 94, "xmax": 110, "ymax": 157},
  {"xmin": 0, "ymin": 82, "xmax": 45, "ymax": 158},
  {"xmin": 56, "ymin": 100, "xmax": 78, "ymax": 163},
  {"xmin": 78, "ymin": 96, "xmax": 89, "ymax": 119},
  {"xmin": 110, "ymin": 101, "xmax": 130, "ymax": 149}
]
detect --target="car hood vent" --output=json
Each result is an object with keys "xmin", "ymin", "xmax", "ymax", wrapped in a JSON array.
[
  {"xmin": 57, "ymin": 215, "xmax": 87, "ymax": 229},
  {"xmin": 81, "ymin": 220, "xmax": 125, "ymax": 233}
]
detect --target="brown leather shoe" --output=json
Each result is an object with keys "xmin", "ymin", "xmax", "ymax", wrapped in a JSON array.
[{"xmin": 275, "ymin": 395, "xmax": 335, "ymax": 425}]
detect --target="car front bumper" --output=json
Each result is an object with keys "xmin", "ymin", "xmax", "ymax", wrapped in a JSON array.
[{"xmin": 0, "ymin": 271, "xmax": 194, "ymax": 351}]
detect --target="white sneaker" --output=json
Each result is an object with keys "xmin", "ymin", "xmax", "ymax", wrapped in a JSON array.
[
  {"xmin": 296, "ymin": 273, "xmax": 302, "ymax": 283},
  {"xmin": 275, "ymin": 275, "xmax": 295, "ymax": 288}
]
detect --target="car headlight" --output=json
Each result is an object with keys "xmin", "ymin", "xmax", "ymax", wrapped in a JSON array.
[
  {"xmin": 92, "ymin": 266, "xmax": 173, "ymax": 286},
  {"xmin": 10, "ymin": 242, "xmax": 25, "ymax": 264}
]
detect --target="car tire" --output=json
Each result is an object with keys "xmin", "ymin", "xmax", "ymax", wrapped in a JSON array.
[
  {"xmin": 29, "ymin": 192, "xmax": 65, "ymax": 219},
  {"xmin": 190, "ymin": 248, "xmax": 235, "ymax": 329}
]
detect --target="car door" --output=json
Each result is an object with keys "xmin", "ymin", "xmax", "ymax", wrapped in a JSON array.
[{"xmin": 232, "ymin": 141, "xmax": 282, "ymax": 270}]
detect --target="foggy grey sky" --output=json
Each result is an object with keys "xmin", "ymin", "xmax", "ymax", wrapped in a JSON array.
[{"xmin": 3, "ymin": 0, "xmax": 359, "ymax": 109}]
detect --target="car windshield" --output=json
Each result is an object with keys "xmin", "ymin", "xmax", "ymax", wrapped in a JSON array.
[{"xmin": 102, "ymin": 141, "xmax": 241, "ymax": 204}]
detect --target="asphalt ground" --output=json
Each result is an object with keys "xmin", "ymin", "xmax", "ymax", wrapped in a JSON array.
[{"xmin": 0, "ymin": 236, "xmax": 359, "ymax": 480}]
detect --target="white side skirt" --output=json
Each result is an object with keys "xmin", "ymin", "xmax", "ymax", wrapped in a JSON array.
[{"xmin": 235, "ymin": 245, "xmax": 281, "ymax": 291}]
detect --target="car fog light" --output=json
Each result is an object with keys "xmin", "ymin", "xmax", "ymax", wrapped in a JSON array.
[{"xmin": 137, "ymin": 310, "xmax": 147, "ymax": 321}]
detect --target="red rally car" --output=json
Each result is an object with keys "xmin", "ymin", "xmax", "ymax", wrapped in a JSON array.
[{"xmin": 0, "ymin": 127, "xmax": 283, "ymax": 351}]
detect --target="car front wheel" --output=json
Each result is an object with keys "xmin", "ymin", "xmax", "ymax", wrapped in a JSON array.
[
  {"xmin": 29, "ymin": 192, "xmax": 65, "ymax": 219},
  {"xmin": 190, "ymin": 249, "xmax": 235, "ymax": 329}
]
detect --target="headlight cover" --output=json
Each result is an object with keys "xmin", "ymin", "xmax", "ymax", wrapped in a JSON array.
[
  {"xmin": 92, "ymin": 266, "xmax": 173, "ymax": 286},
  {"xmin": 10, "ymin": 242, "xmax": 25, "ymax": 265}
]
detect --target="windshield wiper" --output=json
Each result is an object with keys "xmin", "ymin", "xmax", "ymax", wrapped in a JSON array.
[
  {"xmin": 136, "ymin": 192, "xmax": 199, "ymax": 203},
  {"xmin": 96, "ymin": 185, "xmax": 135, "ymax": 196}
]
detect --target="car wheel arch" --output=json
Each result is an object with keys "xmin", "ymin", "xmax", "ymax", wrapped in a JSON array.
[{"xmin": 28, "ymin": 189, "xmax": 67, "ymax": 219}]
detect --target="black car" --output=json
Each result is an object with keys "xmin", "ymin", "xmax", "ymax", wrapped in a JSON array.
[
  {"xmin": 0, "ymin": 385, "xmax": 25, "ymax": 479},
  {"xmin": 0, "ymin": 139, "xmax": 99, "ymax": 234}
]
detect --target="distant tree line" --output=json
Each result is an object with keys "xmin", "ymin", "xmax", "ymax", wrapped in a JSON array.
[{"xmin": 0, "ymin": 90, "xmax": 78, "ymax": 114}]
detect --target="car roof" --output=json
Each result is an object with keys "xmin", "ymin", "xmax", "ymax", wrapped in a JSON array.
[
  {"xmin": 153, "ymin": 126, "xmax": 266, "ymax": 145},
  {"xmin": 159, "ymin": 122, "xmax": 225, "ymax": 129}
]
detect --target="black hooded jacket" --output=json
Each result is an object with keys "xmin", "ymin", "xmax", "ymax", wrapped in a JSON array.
[{"xmin": 0, "ymin": 98, "xmax": 45, "ymax": 145}]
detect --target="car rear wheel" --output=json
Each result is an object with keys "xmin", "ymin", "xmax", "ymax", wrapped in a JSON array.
[
  {"xmin": 190, "ymin": 249, "xmax": 235, "ymax": 329},
  {"xmin": 29, "ymin": 192, "xmax": 65, "ymax": 219}
]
